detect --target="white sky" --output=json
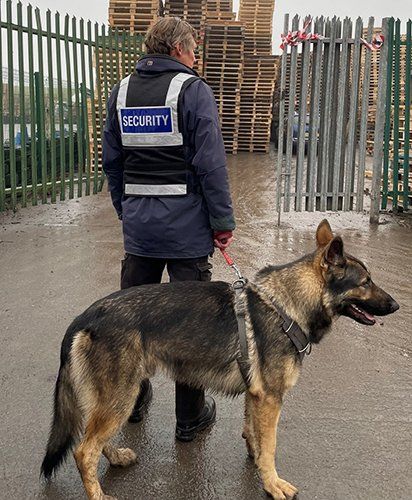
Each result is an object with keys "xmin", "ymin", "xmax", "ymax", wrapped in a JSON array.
[{"xmin": 8, "ymin": 0, "xmax": 412, "ymax": 54}]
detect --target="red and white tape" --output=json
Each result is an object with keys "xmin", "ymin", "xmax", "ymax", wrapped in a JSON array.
[
  {"xmin": 280, "ymin": 18, "xmax": 322, "ymax": 50},
  {"xmin": 280, "ymin": 18, "xmax": 384, "ymax": 51},
  {"xmin": 359, "ymin": 33, "xmax": 384, "ymax": 50}
]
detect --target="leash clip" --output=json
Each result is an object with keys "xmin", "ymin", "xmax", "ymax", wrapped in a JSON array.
[
  {"xmin": 220, "ymin": 249, "xmax": 245, "ymax": 283},
  {"xmin": 231, "ymin": 263, "xmax": 244, "ymax": 282},
  {"xmin": 233, "ymin": 277, "xmax": 247, "ymax": 291}
]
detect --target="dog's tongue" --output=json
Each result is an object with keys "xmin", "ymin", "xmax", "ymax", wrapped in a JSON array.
[{"xmin": 363, "ymin": 310, "xmax": 375, "ymax": 322}]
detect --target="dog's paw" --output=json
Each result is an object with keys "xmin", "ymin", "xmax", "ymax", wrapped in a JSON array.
[
  {"xmin": 264, "ymin": 478, "xmax": 298, "ymax": 500},
  {"xmin": 107, "ymin": 447, "xmax": 138, "ymax": 467},
  {"xmin": 277, "ymin": 478, "xmax": 298, "ymax": 499}
]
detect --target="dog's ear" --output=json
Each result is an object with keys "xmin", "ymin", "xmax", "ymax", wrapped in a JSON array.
[
  {"xmin": 316, "ymin": 219, "xmax": 333, "ymax": 247},
  {"xmin": 324, "ymin": 236, "xmax": 345, "ymax": 267}
]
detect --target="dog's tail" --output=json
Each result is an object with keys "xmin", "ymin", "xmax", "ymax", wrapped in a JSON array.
[{"xmin": 41, "ymin": 338, "xmax": 82, "ymax": 480}]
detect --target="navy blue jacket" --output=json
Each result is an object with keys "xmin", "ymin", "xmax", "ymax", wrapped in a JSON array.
[{"xmin": 103, "ymin": 55, "xmax": 235, "ymax": 258}]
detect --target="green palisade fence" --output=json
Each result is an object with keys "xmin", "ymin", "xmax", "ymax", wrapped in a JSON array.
[
  {"xmin": 382, "ymin": 19, "xmax": 412, "ymax": 212},
  {"xmin": 0, "ymin": 0, "xmax": 143, "ymax": 211}
]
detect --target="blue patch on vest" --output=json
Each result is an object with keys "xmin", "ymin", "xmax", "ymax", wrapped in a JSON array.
[{"xmin": 120, "ymin": 107, "xmax": 173, "ymax": 134}]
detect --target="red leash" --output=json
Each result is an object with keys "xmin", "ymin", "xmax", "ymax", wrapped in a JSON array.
[
  {"xmin": 220, "ymin": 248, "xmax": 234, "ymax": 266},
  {"xmin": 219, "ymin": 248, "xmax": 245, "ymax": 282}
]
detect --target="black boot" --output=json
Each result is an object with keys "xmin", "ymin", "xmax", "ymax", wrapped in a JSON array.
[
  {"xmin": 128, "ymin": 379, "xmax": 153, "ymax": 423},
  {"xmin": 175, "ymin": 386, "xmax": 216, "ymax": 442}
]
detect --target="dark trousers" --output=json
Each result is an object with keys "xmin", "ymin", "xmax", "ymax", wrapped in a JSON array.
[{"xmin": 121, "ymin": 253, "xmax": 212, "ymax": 423}]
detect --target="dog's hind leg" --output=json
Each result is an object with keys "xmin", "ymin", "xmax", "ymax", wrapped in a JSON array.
[
  {"xmin": 74, "ymin": 405, "xmax": 132, "ymax": 500},
  {"xmin": 252, "ymin": 395, "xmax": 298, "ymax": 500},
  {"xmin": 102, "ymin": 380, "xmax": 142, "ymax": 468}
]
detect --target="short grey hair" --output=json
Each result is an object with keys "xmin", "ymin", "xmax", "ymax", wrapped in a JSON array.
[{"xmin": 144, "ymin": 16, "xmax": 197, "ymax": 55}]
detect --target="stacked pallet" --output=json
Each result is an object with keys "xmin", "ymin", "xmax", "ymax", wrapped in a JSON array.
[
  {"xmin": 205, "ymin": 1, "xmax": 235, "ymax": 22},
  {"xmin": 238, "ymin": 55, "xmax": 278, "ymax": 153},
  {"xmin": 109, "ymin": 0, "xmax": 160, "ymax": 34},
  {"xmin": 203, "ymin": 22, "xmax": 244, "ymax": 154},
  {"xmin": 237, "ymin": 0, "xmax": 276, "ymax": 152},
  {"xmin": 163, "ymin": 0, "xmax": 205, "ymax": 32},
  {"xmin": 363, "ymin": 27, "xmax": 381, "ymax": 154},
  {"xmin": 238, "ymin": 0, "xmax": 275, "ymax": 55}
]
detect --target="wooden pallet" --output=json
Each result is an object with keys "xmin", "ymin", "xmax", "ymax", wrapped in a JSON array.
[
  {"xmin": 238, "ymin": 0, "xmax": 275, "ymax": 56},
  {"xmin": 109, "ymin": 0, "xmax": 160, "ymax": 34},
  {"xmin": 203, "ymin": 21, "xmax": 244, "ymax": 154},
  {"xmin": 163, "ymin": 0, "xmax": 205, "ymax": 31},
  {"xmin": 205, "ymin": 0, "xmax": 235, "ymax": 22},
  {"xmin": 238, "ymin": 55, "xmax": 278, "ymax": 153}
]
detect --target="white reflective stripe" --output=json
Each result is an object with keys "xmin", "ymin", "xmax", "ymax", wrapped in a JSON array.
[
  {"xmin": 117, "ymin": 75, "xmax": 134, "ymax": 144},
  {"xmin": 116, "ymin": 74, "xmax": 131, "ymax": 110},
  {"xmin": 125, "ymin": 184, "xmax": 187, "ymax": 196},
  {"xmin": 165, "ymin": 73, "xmax": 196, "ymax": 142},
  {"xmin": 122, "ymin": 133, "xmax": 182, "ymax": 147},
  {"xmin": 117, "ymin": 72, "xmax": 196, "ymax": 148}
]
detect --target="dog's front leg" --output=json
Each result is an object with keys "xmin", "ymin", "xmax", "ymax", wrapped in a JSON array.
[
  {"xmin": 252, "ymin": 395, "xmax": 298, "ymax": 500},
  {"xmin": 242, "ymin": 391, "xmax": 258, "ymax": 458}
]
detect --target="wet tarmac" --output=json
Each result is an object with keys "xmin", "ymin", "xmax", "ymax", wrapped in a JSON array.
[{"xmin": 0, "ymin": 148, "xmax": 411, "ymax": 500}]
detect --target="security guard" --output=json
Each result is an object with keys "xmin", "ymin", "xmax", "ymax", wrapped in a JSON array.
[{"xmin": 103, "ymin": 17, "xmax": 235, "ymax": 442}]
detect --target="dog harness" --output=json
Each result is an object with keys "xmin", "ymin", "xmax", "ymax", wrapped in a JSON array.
[
  {"xmin": 234, "ymin": 281, "xmax": 312, "ymax": 388},
  {"xmin": 221, "ymin": 250, "xmax": 311, "ymax": 388}
]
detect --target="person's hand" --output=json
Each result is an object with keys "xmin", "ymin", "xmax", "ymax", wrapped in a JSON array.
[{"xmin": 213, "ymin": 230, "xmax": 234, "ymax": 250}]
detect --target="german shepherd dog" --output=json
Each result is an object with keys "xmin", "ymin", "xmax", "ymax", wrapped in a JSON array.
[{"xmin": 41, "ymin": 220, "xmax": 399, "ymax": 500}]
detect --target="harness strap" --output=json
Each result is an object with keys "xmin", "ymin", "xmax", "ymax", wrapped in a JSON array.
[
  {"xmin": 278, "ymin": 310, "xmax": 311, "ymax": 361},
  {"xmin": 254, "ymin": 285, "xmax": 311, "ymax": 361},
  {"xmin": 237, "ymin": 310, "xmax": 248, "ymax": 359},
  {"xmin": 233, "ymin": 279, "xmax": 252, "ymax": 388}
]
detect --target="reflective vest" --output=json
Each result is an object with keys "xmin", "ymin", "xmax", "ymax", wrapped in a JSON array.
[{"xmin": 116, "ymin": 71, "xmax": 199, "ymax": 197}]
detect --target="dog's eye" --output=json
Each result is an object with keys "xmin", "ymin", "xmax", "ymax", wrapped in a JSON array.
[{"xmin": 360, "ymin": 278, "xmax": 371, "ymax": 287}]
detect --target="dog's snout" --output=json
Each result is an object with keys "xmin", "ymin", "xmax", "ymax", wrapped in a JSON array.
[{"xmin": 390, "ymin": 299, "xmax": 400, "ymax": 313}]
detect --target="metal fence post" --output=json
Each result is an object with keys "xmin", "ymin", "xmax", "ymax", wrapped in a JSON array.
[
  {"xmin": 275, "ymin": 14, "xmax": 289, "ymax": 225},
  {"xmin": 7, "ymin": 0, "xmax": 16, "ymax": 208},
  {"xmin": 0, "ymin": 3, "xmax": 5, "ymax": 211},
  {"xmin": 35, "ymin": 7, "xmax": 47, "ymax": 204},
  {"xmin": 381, "ymin": 18, "xmax": 395, "ymax": 210},
  {"xmin": 403, "ymin": 20, "xmax": 411, "ymax": 211},
  {"xmin": 370, "ymin": 18, "xmax": 391, "ymax": 224},
  {"xmin": 357, "ymin": 17, "xmax": 375, "ymax": 212}
]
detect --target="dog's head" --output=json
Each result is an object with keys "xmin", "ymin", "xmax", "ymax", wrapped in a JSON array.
[{"xmin": 316, "ymin": 220, "xmax": 399, "ymax": 325}]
